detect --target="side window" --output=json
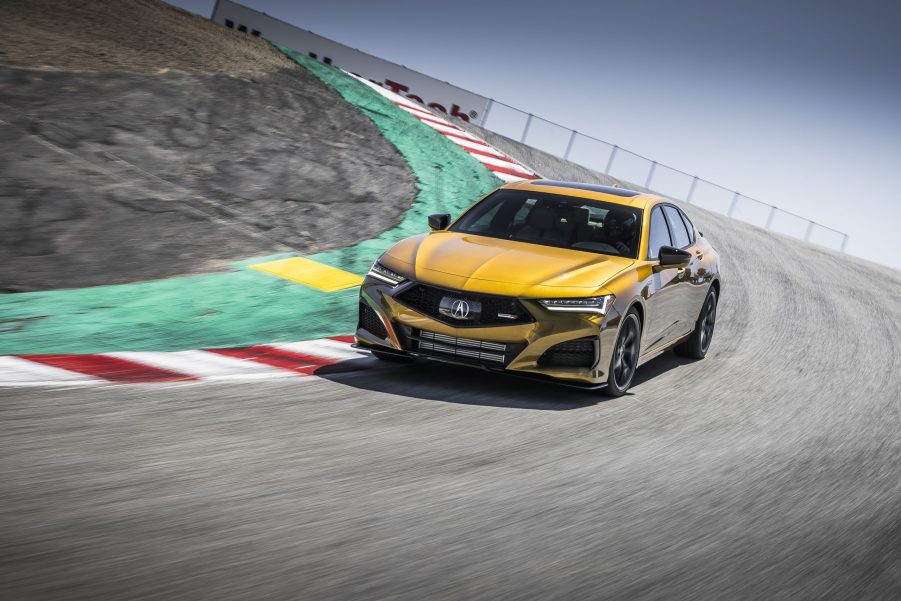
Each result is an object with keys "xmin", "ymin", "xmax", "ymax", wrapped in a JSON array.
[
  {"xmin": 647, "ymin": 206, "xmax": 672, "ymax": 260},
  {"xmin": 663, "ymin": 205, "xmax": 691, "ymax": 249},
  {"xmin": 678, "ymin": 209, "xmax": 695, "ymax": 243}
]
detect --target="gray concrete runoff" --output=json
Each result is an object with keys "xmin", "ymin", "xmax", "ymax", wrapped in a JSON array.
[
  {"xmin": 0, "ymin": 67, "xmax": 415, "ymax": 291},
  {"xmin": 0, "ymin": 0, "xmax": 414, "ymax": 292},
  {"xmin": 2, "ymin": 154, "xmax": 901, "ymax": 599}
]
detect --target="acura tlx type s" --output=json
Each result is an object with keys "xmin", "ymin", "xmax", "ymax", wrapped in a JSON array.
[{"xmin": 356, "ymin": 179, "xmax": 721, "ymax": 396}]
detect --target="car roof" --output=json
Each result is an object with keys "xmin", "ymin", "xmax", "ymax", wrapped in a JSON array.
[{"xmin": 503, "ymin": 179, "xmax": 662, "ymax": 209}]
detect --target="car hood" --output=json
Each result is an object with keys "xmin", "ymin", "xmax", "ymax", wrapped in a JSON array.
[{"xmin": 383, "ymin": 231, "xmax": 633, "ymax": 295}]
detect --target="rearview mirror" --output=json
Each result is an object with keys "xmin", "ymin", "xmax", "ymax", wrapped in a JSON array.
[
  {"xmin": 658, "ymin": 245, "xmax": 691, "ymax": 266},
  {"xmin": 428, "ymin": 213, "xmax": 451, "ymax": 231}
]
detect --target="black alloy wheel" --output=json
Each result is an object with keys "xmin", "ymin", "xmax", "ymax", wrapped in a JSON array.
[
  {"xmin": 699, "ymin": 293, "xmax": 717, "ymax": 354},
  {"xmin": 675, "ymin": 287, "xmax": 718, "ymax": 359},
  {"xmin": 605, "ymin": 311, "xmax": 641, "ymax": 397}
]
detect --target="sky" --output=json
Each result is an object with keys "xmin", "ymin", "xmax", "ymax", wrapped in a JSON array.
[{"xmin": 167, "ymin": 0, "xmax": 901, "ymax": 269}]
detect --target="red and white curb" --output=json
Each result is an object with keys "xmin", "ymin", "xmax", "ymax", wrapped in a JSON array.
[
  {"xmin": 0, "ymin": 336, "xmax": 373, "ymax": 387},
  {"xmin": 350, "ymin": 75, "xmax": 540, "ymax": 183}
]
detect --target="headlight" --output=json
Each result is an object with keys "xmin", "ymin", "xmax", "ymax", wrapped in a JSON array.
[
  {"xmin": 538, "ymin": 295, "xmax": 615, "ymax": 315},
  {"xmin": 367, "ymin": 260, "xmax": 406, "ymax": 286}
]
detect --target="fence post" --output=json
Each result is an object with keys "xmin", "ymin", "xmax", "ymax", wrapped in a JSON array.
[
  {"xmin": 804, "ymin": 221, "xmax": 815, "ymax": 241},
  {"xmin": 644, "ymin": 161, "xmax": 657, "ymax": 190},
  {"xmin": 520, "ymin": 113, "xmax": 534, "ymax": 143},
  {"xmin": 686, "ymin": 176, "xmax": 698, "ymax": 204},
  {"xmin": 727, "ymin": 192, "xmax": 740, "ymax": 217},
  {"xmin": 480, "ymin": 98, "xmax": 494, "ymax": 128},
  {"xmin": 564, "ymin": 129, "xmax": 577, "ymax": 160},
  {"xmin": 605, "ymin": 145, "xmax": 619, "ymax": 175},
  {"xmin": 841, "ymin": 234, "xmax": 849, "ymax": 253},
  {"xmin": 765, "ymin": 206, "xmax": 778, "ymax": 230}
]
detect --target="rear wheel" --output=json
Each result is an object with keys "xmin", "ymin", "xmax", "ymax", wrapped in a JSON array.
[
  {"xmin": 371, "ymin": 349, "xmax": 416, "ymax": 363},
  {"xmin": 604, "ymin": 310, "xmax": 641, "ymax": 397},
  {"xmin": 675, "ymin": 287, "xmax": 718, "ymax": 359}
]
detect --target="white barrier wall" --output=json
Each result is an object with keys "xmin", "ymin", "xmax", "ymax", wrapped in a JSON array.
[{"xmin": 211, "ymin": 0, "xmax": 491, "ymax": 124}]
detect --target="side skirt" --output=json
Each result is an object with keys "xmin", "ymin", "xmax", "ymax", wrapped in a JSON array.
[{"xmin": 637, "ymin": 331, "xmax": 693, "ymax": 367}]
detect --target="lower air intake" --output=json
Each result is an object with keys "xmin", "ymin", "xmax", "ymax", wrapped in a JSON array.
[
  {"xmin": 415, "ymin": 330, "xmax": 507, "ymax": 364},
  {"xmin": 537, "ymin": 337, "xmax": 597, "ymax": 368}
]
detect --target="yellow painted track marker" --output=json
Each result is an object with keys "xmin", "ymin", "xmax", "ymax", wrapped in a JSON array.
[{"xmin": 249, "ymin": 257, "xmax": 363, "ymax": 292}]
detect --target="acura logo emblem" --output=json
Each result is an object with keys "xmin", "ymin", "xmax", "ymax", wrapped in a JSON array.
[
  {"xmin": 439, "ymin": 296, "xmax": 481, "ymax": 321},
  {"xmin": 451, "ymin": 299, "xmax": 470, "ymax": 319}
]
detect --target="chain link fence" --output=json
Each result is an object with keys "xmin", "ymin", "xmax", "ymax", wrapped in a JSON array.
[{"xmin": 479, "ymin": 98, "xmax": 849, "ymax": 252}]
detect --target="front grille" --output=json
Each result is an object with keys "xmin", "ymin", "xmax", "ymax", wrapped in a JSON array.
[
  {"xmin": 358, "ymin": 302, "xmax": 388, "ymax": 339},
  {"xmin": 537, "ymin": 337, "xmax": 597, "ymax": 368},
  {"xmin": 395, "ymin": 283, "xmax": 532, "ymax": 327},
  {"xmin": 410, "ymin": 329, "xmax": 525, "ymax": 367}
]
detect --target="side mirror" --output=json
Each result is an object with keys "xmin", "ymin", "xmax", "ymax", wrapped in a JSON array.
[
  {"xmin": 658, "ymin": 245, "xmax": 691, "ymax": 266},
  {"xmin": 428, "ymin": 213, "xmax": 451, "ymax": 231}
]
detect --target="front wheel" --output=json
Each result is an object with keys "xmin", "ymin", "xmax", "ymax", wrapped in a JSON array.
[
  {"xmin": 675, "ymin": 287, "xmax": 718, "ymax": 359},
  {"xmin": 604, "ymin": 310, "xmax": 641, "ymax": 397}
]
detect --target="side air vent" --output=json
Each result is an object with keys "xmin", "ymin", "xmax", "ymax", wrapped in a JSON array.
[{"xmin": 358, "ymin": 302, "xmax": 388, "ymax": 339}]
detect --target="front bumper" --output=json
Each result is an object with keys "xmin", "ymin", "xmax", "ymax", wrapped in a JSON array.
[{"xmin": 356, "ymin": 277, "xmax": 623, "ymax": 386}]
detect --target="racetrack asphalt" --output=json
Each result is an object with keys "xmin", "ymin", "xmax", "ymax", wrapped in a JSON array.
[{"xmin": 2, "ymin": 206, "xmax": 900, "ymax": 600}]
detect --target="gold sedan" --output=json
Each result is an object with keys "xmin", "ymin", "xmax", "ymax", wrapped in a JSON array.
[{"xmin": 356, "ymin": 179, "xmax": 720, "ymax": 396}]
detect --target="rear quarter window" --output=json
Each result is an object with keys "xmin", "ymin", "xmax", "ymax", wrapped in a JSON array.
[
  {"xmin": 679, "ymin": 210, "xmax": 696, "ymax": 242},
  {"xmin": 663, "ymin": 205, "xmax": 691, "ymax": 249}
]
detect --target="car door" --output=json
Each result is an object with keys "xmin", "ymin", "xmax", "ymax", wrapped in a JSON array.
[
  {"xmin": 661, "ymin": 205, "xmax": 699, "ymax": 336},
  {"xmin": 643, "ymin": 205, "xmax": 685, "ymax": 351},
  {"xmin": 676, "ymin": 207, "xmax": 710, "ymax": 312}
]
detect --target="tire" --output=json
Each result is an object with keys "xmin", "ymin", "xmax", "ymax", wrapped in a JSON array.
[
  {"xmin": 604, "ymin": 310, "xmax": 641, "ymax": 397},
  {"xmin": 675, "ymin": 287, "xmax": 718, "ymax": 359},
  {"xmin": 371, "ymin": 349, "xmax": 416, "ymax": 363}
]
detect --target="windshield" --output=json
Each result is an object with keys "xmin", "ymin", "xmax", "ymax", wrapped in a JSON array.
[{"xmin": 450, "ymin": 189, "xmax": 643, "ymax": 259}]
